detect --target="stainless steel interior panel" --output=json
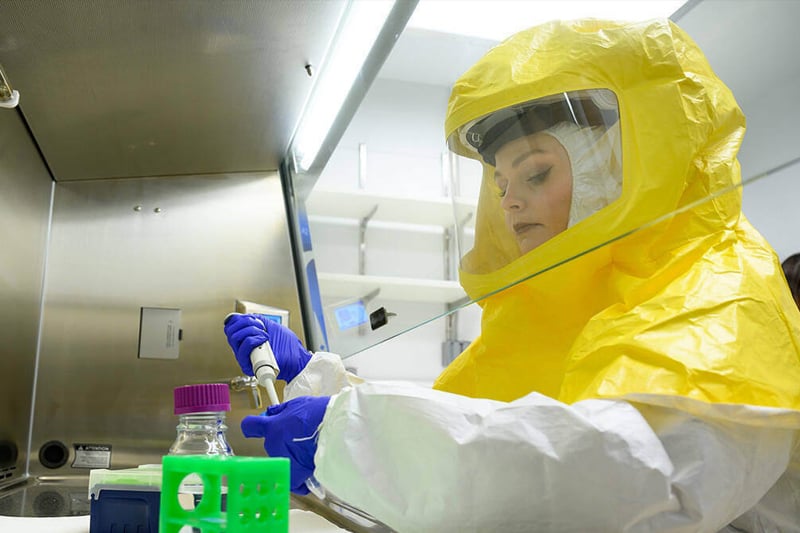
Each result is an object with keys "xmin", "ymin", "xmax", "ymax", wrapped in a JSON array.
[
  {"xmin": 0, "ymin": 109, "xmax": 53, "ymax": 489},
  {"xmin": 30, "ymin": 173, "xmax": 303, "ymax": 476},
  {"xmin": 0, "ymin": 0, "xmax": 347, "ymax": 181}
]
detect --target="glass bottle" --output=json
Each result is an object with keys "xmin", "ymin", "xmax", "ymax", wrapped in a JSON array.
[
  {"xmin": 169, "ymin": 383, "xmax": 233, "ymax": 457},
  {"xmin": 169, "ymin": 383, "xmax": 233, "ymax": 511}
]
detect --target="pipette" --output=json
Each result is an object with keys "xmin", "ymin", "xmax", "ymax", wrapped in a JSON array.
[
  {"xmin": 224, "ymin": 313, "xmax": 280, "ymax": 406},
  {"xmin": 223, "ymin": 312, "xmax": 326, "ymax": 500}
]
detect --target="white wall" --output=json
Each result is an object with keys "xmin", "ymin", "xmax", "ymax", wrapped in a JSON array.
[
  {"xmin": 677, "ymin": 0, "xmax": 800, "ymax": 261},
  {"xmin": 741, "ymin": 164, "xmax": 800, "ymax": 261},
  {"xmin": 738, "ymin": 74, "xmax": 800, "ymax": 261},
  {"xmin": 311, "ymin": 77, "xmax": 480, "ymax": 385}
]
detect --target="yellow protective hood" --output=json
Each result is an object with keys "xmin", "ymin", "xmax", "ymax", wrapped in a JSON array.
[{"xmin": 434, "ymin": 19, "xmax": 800, "ymax": 410}]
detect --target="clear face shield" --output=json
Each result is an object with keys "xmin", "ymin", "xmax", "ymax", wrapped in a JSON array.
[{"xmin": 447, "ymin": 89, "xmax": 623, "ymax": 276}]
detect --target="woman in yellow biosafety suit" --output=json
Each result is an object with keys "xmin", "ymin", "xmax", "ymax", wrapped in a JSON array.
[{"xmin": 226, "ymin": 19, "xmax": 800, "ymax": 531}]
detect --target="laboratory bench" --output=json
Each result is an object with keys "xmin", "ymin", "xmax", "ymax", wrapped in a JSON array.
[
  {"xmin": 0, "ymin": 476, "xmax": 388, "ymax": 532},
  {"xmin": 0, "ymin": 510, "xmax": 347, "ymax": 532}
]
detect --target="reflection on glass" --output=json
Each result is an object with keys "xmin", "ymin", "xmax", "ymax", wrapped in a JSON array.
[{"xmin": 333, "ymin": 301, "xmax": 368, "ymax": 331}]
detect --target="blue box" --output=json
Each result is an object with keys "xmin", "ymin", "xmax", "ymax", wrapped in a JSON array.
[{"xmin": 89, "ymin": 464, "xmax": 163, "ymax": 533}]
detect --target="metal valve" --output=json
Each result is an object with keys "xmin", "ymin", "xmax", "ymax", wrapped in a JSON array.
[{"xmin": 229, "ymin": 375, "xmax": 263, "ymax": 410}]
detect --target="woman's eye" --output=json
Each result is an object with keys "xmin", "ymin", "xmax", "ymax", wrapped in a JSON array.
[{"xmin": 528, "ymin": 168, "xmax": 551, "ymax": 184}]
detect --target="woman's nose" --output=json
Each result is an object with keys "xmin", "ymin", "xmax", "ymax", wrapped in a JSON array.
[{"xmin": 500, "ymin": 184, "xmax": 524, "ymax": 211}]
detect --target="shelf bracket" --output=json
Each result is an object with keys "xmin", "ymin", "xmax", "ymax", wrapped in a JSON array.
[
  {"xmin": 359, "ymin": 204, "xmax": 379, "ymax": 275},
  {"xmin": 446, "ymin": 212, "xmax": 473, "ymax": 281},
  {"xmin": 442, "ymin": 299, "xmax": 471, "ymax": 366},
  {"xmin": 443, "ymin": 227, "xmax": 453, "ymax": 281},
  {"xmin": 458, "ymin": 211, "xmax": 473, "ymax": 229}
]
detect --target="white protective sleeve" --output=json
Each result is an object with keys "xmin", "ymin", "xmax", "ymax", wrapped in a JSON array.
[
  {"xmin": 309, "ymin": 381, "xmax": 797, "ymax": 533},
  {"xmin": 283, "ymin": 351, "xmax": 363, "ymax": 399}
]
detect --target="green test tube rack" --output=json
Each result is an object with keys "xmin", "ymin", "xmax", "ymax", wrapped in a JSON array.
[{"xmin": 160, "ymin": 455, "xmax": 290, "ymax": 533}]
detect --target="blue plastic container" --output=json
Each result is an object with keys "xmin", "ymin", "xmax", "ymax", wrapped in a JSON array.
[{"xmin": 89, "ymin": 464, "xmax": 162, "ymax": 533}]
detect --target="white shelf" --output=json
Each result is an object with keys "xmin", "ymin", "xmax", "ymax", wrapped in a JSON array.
[
  {"xmin": 308, "ymin": 189, "xmax": 473, "ymax": 304},
  {"xmin": 317, "ymin": 272, "xmax": 467, "ymax": 303},
  {"xmin": 306, "ymin": 188, "xmax": 475, "ymax": 228}
]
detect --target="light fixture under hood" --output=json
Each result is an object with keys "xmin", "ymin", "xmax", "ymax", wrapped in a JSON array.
[{"xmin": 289, "ymin": 0, "xmax": 397, "ymax": 173}]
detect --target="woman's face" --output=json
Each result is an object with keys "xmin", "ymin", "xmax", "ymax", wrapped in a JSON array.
[{"xmin": 493, "ymin": 132, "xmax": 573, "ymax": 254}]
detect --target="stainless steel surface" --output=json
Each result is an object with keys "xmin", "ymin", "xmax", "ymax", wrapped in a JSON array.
[
  {"xmin": 0, "ymin": 476, "xmax": 395, "ymax": 531},
  {"xmin": 0, "ymin": 477, "xmax": 90, "ymax": 517},
  {"xmin": 0, "ymin": 0, "xmax": 347, "ymax": 181},
  {"xmin": 0, "ymin": 1, "xmax": 414, "ymax": 522},
  {"xmin": 30, "ymin": 173, "xmax": 303, "ymax": 476},
  {"xmin": 0, "ymin": 109, "xmax": 53, "ymax": 489},
  {"xmin": 293, "ymin": 492, "xmax": 394, "ymax": 533}
]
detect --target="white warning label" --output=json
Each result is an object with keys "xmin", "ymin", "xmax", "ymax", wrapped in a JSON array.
[{"xmin": 71, "ymin": 443, "xmax": 112, "ymax": 469}]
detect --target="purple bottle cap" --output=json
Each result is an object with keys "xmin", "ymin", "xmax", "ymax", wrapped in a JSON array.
[{"xmin": 174, "ymin": 383, "xmax": 231, "ymax": 415}]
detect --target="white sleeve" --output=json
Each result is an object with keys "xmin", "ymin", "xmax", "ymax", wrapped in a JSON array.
[
  {"xmin": 283, "ymin": 351, "xmax": 363, "ymax": 400},
  {"xmin": 314, "ymin": 382, "xmax": 795, "ymax": 533}
]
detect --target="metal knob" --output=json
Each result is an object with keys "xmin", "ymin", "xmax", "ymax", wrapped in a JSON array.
[{"xmin": 229, "ymin": 375, "xmax": 263, "ymax": 410}]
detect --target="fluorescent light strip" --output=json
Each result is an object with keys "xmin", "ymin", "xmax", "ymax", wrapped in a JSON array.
[{"xmin": 294, "ymin": 0, "xmax": 396, "ymax": 172}]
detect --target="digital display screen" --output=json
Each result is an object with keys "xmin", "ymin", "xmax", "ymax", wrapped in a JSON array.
[
  {"xmin": 334, "ymin": 302, "xmax": 368, "ymax": 330},
  {"xmin": 262, "ymin": 314, "xmax": 284, "ymax": 325}
]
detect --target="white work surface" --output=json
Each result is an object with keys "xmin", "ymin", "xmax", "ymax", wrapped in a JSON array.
[{"xmin": 0, "ymin": 509, "xmax": 347, "ymax": 532}]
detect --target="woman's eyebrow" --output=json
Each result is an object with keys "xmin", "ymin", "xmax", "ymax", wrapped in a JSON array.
[{"xmin": 494, "ymin": 148, "xmax": 546, "ymax": 178}]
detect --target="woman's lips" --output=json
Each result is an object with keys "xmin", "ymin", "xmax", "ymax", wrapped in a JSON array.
[{"xmin": 513, "ymin": 222, "xmax": 540, "ymax": 235}]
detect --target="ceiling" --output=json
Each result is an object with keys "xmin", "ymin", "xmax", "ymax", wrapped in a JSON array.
[
  {"xmin": 0, "ymin": 0, "xmax": 347, "ymax": 181},
  {"xmin": 672, "ymin": 0, "xmax": 800, "ymax": 108}
]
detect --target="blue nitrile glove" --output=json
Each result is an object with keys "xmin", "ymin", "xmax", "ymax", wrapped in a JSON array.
[
  {"xmin": 241, "ymin": 395, "xmax": 330, "ymax": 495},
  {"xmin": 224, "ymin": 313, "xmax": 312, "ymax": 382}
]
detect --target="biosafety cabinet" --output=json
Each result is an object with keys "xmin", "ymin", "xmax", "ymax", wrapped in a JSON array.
[
  {"xmin": 0, "ymin": 2, "xmax": 418, "ymax": 527},
  {"xmin": 2, "ymin": 0, "xmax": 800, "ymax": 529}
]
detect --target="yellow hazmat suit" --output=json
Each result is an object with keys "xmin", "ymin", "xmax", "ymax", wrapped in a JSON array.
[
  {"xmin": 436, "ymin": 18, "xmax": 800, "ymax": 409},
  {"xmin": 284, "ymin": 19, "xmax": 800, "ymax": 531}
]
